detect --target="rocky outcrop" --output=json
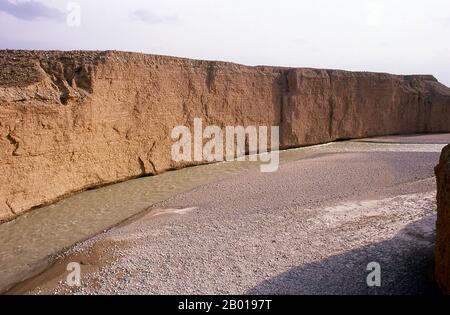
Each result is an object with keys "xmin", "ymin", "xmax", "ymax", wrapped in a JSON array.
[
  {"xmin": 1, "ymin": 50, "xmax": 450, "ymax": 222},
  {"xmin": 436, "ymin": 145, "xmax": 450, "ymax": 294}
]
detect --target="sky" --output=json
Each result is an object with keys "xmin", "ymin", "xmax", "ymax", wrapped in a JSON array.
[{"xmin": 1, "ymin": 0, "xmax": 450, "ymax": 86}]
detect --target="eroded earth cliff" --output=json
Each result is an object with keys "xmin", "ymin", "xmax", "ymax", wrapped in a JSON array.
[
  {"xmin": 1, "ymin": 50, "xmax": 450, "ymax": 222},
  {"xmin": 436, "ymin": 145, "xmax": 450, "ymax": 294}
]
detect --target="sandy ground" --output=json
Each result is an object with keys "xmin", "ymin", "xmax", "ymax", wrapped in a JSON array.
[{"xmin": 8, "ymin": 135, "xmax": 450, "ymax": 295}]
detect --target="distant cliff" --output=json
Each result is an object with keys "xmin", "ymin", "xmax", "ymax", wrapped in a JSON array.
[{"xmin": 1, "ymin": 50, "xmax": 450, "ymax": 222}]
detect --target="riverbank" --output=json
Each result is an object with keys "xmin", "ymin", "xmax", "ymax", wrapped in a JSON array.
[{"xmin": 4, "ymin": 134, "xmax": 449, "ymax": 294}]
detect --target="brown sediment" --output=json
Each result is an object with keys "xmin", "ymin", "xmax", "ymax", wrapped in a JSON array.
[{"xmin": 6, "ymin": 239, "xmax": 123, "ymax": 295}]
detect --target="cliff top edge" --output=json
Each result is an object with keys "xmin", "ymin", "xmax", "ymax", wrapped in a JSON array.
[{"xmin": 0, "ymin": 49, "xmax": 441, "ymax": 84}]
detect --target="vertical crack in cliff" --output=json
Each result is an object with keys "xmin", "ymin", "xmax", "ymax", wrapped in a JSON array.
[
  {"xmin": 280, "ymin": 69, "xmax": 290, "ymax": 125},
  {"xmin": 279, "ymin": 69, "xmax": 295, "ymax": 148},
  {"xmin": 328, "ymin": 98, "xmax": 335, "ymax": 139},
  {"xmin": 138, "ymin": 141, "xmax": 157, "ymax": 175},
  {"xmin": 182, "ymin": 75, "xmax": 195, "ymax": 126},
  {"xmin": 138, "ymin": 157, "xmax": 146, "ymax": 175},
  {"xmin": 206, "ymin": 62, "xmax": 217, "ymax": 93},
  {"xmin": 200, "ymin": 94, "xmax": 210, "ymax": 123},
  {"xmin": 326, "ymin": 70, "xmax": 335, "ymax": 139},
  {"xmin": 148, "ymin": 142, "xmax": 157, "ymax": 174},
  {"xmin": 138, "ymin": 157, "xmax": 157, "ymax": 175},
  {"xmin": 148, "ymin": 160, "xmax": 157, "ymax": 174},
  {"xmin": 5, "ymin": 200, "xmax": 16, "ymax": 215},
  {"xmin": 279, "ymin": 70, "xmax": 290, "ymax": 140},
  {"xmin": 417, "ymin": 84, "xmax": 432, "ymax": 133},
  {"xmin": 6, "ymin": 131, "xmax": 19, "ymax": 156}
]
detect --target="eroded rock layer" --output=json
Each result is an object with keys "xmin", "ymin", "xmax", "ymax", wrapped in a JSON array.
[
  {"xmin": 436, "ymin": 145, "xmax": 450, "ymax": 294},
  {"xmin": 1, "ymin": 50, "xmax": 450, "ymax": 222}
]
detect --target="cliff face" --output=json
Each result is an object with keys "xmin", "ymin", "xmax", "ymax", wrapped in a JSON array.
[
  {"xmin": 1, "ymin": 50, "xmax": 450, "ymax": 222},
  {"xmin": 436, "ymin": 145, "xmax": 450, "ymax": 294}
]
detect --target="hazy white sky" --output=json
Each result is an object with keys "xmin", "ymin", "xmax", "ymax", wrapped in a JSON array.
[{"xmin": 1, "ymin": 0, "xmax": 449, "ymax": 86}]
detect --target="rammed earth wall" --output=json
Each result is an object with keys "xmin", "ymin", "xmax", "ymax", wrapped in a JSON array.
[{"xmin": 1, "ymin": 50, "xmax": 450, "ymax": 222}]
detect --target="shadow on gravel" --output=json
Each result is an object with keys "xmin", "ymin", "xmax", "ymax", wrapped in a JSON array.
[{"xmin": 247, "ymin": 215, "xmax": 440, "ymax": 295}]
